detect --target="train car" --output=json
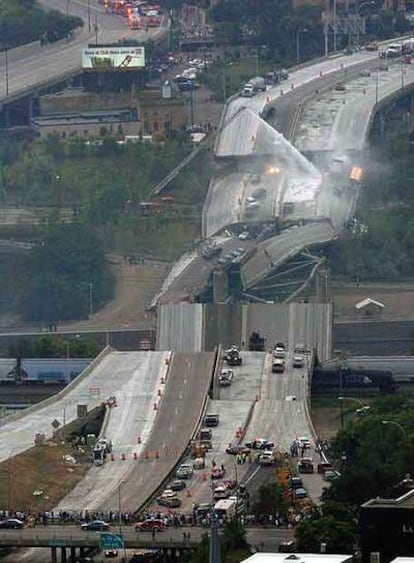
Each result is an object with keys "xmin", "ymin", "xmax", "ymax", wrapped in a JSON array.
[{"xmin": 312, "ymin": 367, "xmax": 396, "ymax": 394}]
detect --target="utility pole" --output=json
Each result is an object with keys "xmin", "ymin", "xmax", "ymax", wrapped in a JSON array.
[
  {"xmin": 94, "ymin": 15, "xmax": 98, "ymax": 44},
  {"xmin": 88, "ymin": 0, "xmax": 91, "ymax": 31},
  {"xmin": 89, "ymin": 282, "xmax": 94, "ymax": 314},
  {"xmin": 333, "ymin": 0, "xmax": 337, "ymax": 52},
  {"xmin": 5, "ymin": 49, "xmax": 9, "ymax": 96}
]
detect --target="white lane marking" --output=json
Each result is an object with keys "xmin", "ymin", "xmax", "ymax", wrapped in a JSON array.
[{"xmin": 244, "ymin": 465, "xmax": 261, "ymax": 485}]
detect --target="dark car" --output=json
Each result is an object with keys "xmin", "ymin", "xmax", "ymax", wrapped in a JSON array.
[
  {"xmin": 225, "ymin": 445, "xmax": 251, "ymax": 455},
  {"xmin": 0, "ymin": 518, "xmax": 24, "ymax": 529},
  {"xmin": 169, "ymin": 479, "xmax": 186, "ymax": 491},
  {"xmin": 80, "ymin": 520, "xmax": 110, "ymax": 531},
  {"xmin": 135, "ymin": 519, "xmax": 166, "ymax": 532},
  {"xmin": 245, "ymin": 439, "xmax": 274, "ymax": 450}
]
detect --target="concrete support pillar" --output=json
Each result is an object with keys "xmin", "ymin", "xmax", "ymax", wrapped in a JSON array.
[
  {"xmin": 51, "ymin": 547, "xmax": 57, "ymax": 563},
  {"xmin": 61, "ymin": 547, "xmax": 67, "ymax": 563},
  {"xmin": 79, "ymin": 547, "xmax": 85, "ymax": 556},
  {"xmin": 70, "ymin": 547, "xmax": 76, "ymax": 561}
]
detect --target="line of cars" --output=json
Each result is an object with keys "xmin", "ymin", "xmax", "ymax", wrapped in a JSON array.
[
  {"xmin": 173, "ymin": 58, "xmax": 212, "ymax": 91},
  {"xmin": 100, "ymin": 0, "xmax": 163, "ymax": 30},
  {"xmin": 272, "ymin": 342, "xmax": 306, "ymax": 374}
]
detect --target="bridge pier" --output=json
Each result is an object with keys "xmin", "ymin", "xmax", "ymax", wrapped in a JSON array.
[
  {"xmin": 51, "ymin": 547, "xmax": 57, "ymax": 563},
  {"xmin": 70, "ymin": 547, "xmax": 76, "ymax": 561},
  {"xmin": 61, "ymin": 547, "xmax": 67, "ymax": 562}
]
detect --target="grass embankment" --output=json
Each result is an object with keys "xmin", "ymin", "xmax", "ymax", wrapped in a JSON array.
[{"xmin": 0, "ymin": 441, "xmax": 90, "ymax": 512}]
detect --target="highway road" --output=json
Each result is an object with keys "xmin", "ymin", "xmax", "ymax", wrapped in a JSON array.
[
  {"xmin": 103, "ymin": 352, "xmax": 214, "ymax": 512},
  {"xmin": 56, "ymin": 351, "xmax": 169, "ymax": 511},
  {"xmin": 0, "ymin": 0, "xmax": 168, "ymax": 103},
  {"xmin": 240, "ymin": 221, "xmax": 336, "ymax": 290},
  {"xmin": 296, "ymin": 58, "xmax": 414, "ymax": 153},
  {"xmin": 0, "ymin": 349, "xmax": 166, "ymax": 465},
  {"xmin": 157, "ymin": 303, "xmax": 204, "ymax": 351},
  {"xmin": 245, "ymin": 350, "xmax": 325, "ymax": 504},
  {"xmin": 173, "ymin": 352, "xmax": 265, "ymax": 513}
]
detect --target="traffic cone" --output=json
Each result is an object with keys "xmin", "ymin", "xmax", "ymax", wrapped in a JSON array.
[
  {"xmin": 255, "ymin": 395, "xmax": 259, "ymax": 402},
  {"xmin": 133, "ymin": 452, "xmax": 138, "ymax": 460},
  {"xmin": 137, "ymin": 436, "xmax": 141, "ymax": 444},
  {"xmin": 121, "ymin": 453, "xmax": 126, "ymax": 461},
  {"xmin": 153, "ymin": 402, "xmax": 158, "ymax": 411},
  {"xmin": 155, "ymin": 450, "xmax": 159, "ymax": 459},
  {"xmin": 145, "ymin": 450, "xmax": 149, "ymax": 460},
  {"xmin": 202, "ymin": 472, "xmax": 207, "ymax": 481},
  {"xmin": 158, "ymin": 389, "xmax": 162, "ymax": 397},
  {"xmin": 110, "ymin": 453, "xmax": 115, "ymax": 461},
  {"xmin": 161, "ymin": 377, "xmax": 165, "ymax": 384}
]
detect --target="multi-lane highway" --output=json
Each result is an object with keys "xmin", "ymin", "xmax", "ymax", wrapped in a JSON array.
[
  {"xmin": 0, "ymin": 0, "xmax": 168, "ymax": 103},
  {"xmin": 56, "ymin": 351, "xmax": 169, "ymax": 511}
]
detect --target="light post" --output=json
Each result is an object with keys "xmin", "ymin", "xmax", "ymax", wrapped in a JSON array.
[
  {"xmin": 382, "ymin": 420, "xmax": 407, "ymax": 439},
  {"xmin": 333, "ymin": 0, "xmax": 337, "ymax": 53},
  {"xmin": 375, "ymin": 67, "xmax": 379, "ymax": 104},
  {"xmin": 4, "ymin": 49, "xmax": 9, "ymax": 97},
  {"xmin": 88, "ymin": 282, "xmax": 94, "ymax": 314},
  {"xmin": 94, "ymin": 15, "xmax": 98, "ymax": 45},
  {"xmin": 296, "ymin": 29, "xmax": 308, "ymax": 65},
  {"xmin": 118, "ymin": 480, "xmax": 127, "ymax": 561},
  {"xmin": 88, "ymin": 0, "xmax": 91, "ymax": 31}
]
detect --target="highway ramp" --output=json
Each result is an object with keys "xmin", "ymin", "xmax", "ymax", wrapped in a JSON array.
[
  {"xmin": 56, "ymin": 351, "xmax": 169, "ymax": 511},
  {"xmin": 172, "ymin": 352, "xmax": 266, "ymax": 512},
  {"xmin": 246, "ymin": 350, "xmax": 325, "ymax": 503},
  {"xmin": 103, "ymin": 351, "xmax": 215, "ymax": 512},
  {"xmin": 0, "ymin": 348, "xmax": 123, "ymax": 463}
]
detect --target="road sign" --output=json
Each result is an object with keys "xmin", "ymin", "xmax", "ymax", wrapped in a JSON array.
[{"xmin": 99, "ymin": 533, "xmax": 124, "ymax": 550}]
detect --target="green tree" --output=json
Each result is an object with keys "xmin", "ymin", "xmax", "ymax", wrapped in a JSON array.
[
  {"xmin": 21, "ymin": 222, "xmax": 113, "ymax": 322},
  {"xmin": 251, "ymin": 481, "xmax": 288, "ymax": 517},
  {"xmin": 295, "ymin": 515, "xmax": 355, "ymax": 553}
]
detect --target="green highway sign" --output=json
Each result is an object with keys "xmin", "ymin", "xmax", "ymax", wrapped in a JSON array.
[{"xmin": 99, "ymin": 532, "xmax": 124, "ymax": 550}]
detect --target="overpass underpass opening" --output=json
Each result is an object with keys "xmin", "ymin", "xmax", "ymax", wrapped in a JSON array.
[{"xmin": 205, "ymin": 108, "xmax": 323, "ymax": 238}]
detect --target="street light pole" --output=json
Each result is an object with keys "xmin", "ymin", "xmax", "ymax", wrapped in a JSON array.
[
  {"xmin": 382, "ymin": 420, "xmax": 407, "ymax": 438},
  {"xmin": 296, "ymin": 29, "xmax": 308, "ymax": 65},
  {"xmin": 118, "ymin": 481, "xmax": 127, "ymax": 561},
  {"xmin": 88, "ymin": 0, "xmax": 91, "ymax": 31},
  {"xmin": 333, "ymin": 0, "xmax": 337, "ymax": 53},
  {"xmin": 89, "ymin": 282, "xmax": 94, "ymax": 314},
  {"xmin": 4, "ymin": 49, "xmax": 9, "ymax": 97}
]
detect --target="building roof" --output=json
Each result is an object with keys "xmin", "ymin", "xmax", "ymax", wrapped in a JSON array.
[
  {"xmin": 355, "ymin": 298, "xmax": 385, "ymax": 310},
  {"xmin": 241, "ymin": 554, "xmax": 353, "ymax": 563},
  {"xmin": 362, "ymin": 488, "xmax": 414, "ymax": 509}
]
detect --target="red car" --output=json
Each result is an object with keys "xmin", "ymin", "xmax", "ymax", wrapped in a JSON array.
[
  {"xmin": 135, "ymin": 519, "xmax": 166, "ymax": 532},
  {"xmin": 211, "ymin": 467, "xmax": 226, "ymax": 479}
]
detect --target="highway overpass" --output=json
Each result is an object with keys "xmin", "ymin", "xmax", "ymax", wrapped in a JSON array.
[{"xmin": 0, "ymin": 0, "xmax": 168, "ymax": 106}]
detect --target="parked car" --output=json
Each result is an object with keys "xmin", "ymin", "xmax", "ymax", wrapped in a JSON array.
[
  {"xmin": 323, "ymin": 470, "xmax": 341, "ymax": 482},
  {"xmin": 293, "ymin": 355, "xmax": 304, "ymax": 368},
  {"xmin": 211, "ymin": 467, "xmax": 226, "ymax": 479},
  {"xmin": 245, "ymin": 438, "xmax": 274, "ymax": 450},
  {"xmin": 0, "ymin": 518, "xmax": 24, "ymax": 529},
  {"xmin": 176, "ymin": 463, "xmax": 194, "ymax": 479},
  {"xmin": 219, "ymin": 369, "xmax": 234, "ymax": 386},
  {"xmin": 225, "ymin": 445, "xmax": 251, "ymax": 455},
  {"xmin": 169, "ymin": 479, "xmax": 186, "ymax": 491},
  {"xmin": 157, "ymin": 496, "xmax": 181, "ymax": 508},
  {"xmin": 294, "ymin": 487, "xmax": 308, "ymax": 499},
  {"xmin": 81, "ymin": 520, "xmax": 110, "ymax": 531},
  {"xmin": 135, "ymin": 519, "xmax": 166, "ymax": 532}
]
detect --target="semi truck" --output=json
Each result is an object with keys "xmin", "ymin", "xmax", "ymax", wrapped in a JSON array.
[{"xmin": 241, "ymin": 76, "xmax": 266, "ymax": 97}]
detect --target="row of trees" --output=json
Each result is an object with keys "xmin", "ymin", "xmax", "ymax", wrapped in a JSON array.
[
  {"xmin": 328, "ymin": 133, "xmax": 414, "ymax": 281},
  {"xmin": 295, "ymin": 394, "xmax": 414, "ymax": 553},
  {"xmin": 0, "ymin": 0, "xmax": 82, "ymax": 49},
  {"xmin": 9, "ymin": 334, "xmax": 100, "ymax": 358}
]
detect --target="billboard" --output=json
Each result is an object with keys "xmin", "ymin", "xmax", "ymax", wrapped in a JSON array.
[{"xmin": 82, "ymin": 46, "xmax": 145, "ymax": 70}]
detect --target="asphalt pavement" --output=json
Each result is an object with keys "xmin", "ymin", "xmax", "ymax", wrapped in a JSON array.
[
  {"xmin": 56, "ymin": 351, "xmax": 169, "ymax": 511},
  {"xmin": 157, "ymin": 303, "xmax": 204, "ymax": 351},
  {"xmin": 103, "ymin": 352, "xmax": 215, "ymax": 512}
]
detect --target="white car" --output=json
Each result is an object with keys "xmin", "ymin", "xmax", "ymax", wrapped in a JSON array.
[
  {"xmin": 293, "ymin": 355, "xmax": 304, "ymax": 368},
  {"xmin": 238, "ymin": 231, "xmax": 250, "ymax": 240},
  {"xmin": 273, "ymin": 348, "xmax": 286, "ymax": 359},
  {"xmin": 297, "ymin": 436, "xmax": 311, "ymax": 449},
  {"xmin": 219, "ymin": 369, "xmax": 234, "ymax": 386}
]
